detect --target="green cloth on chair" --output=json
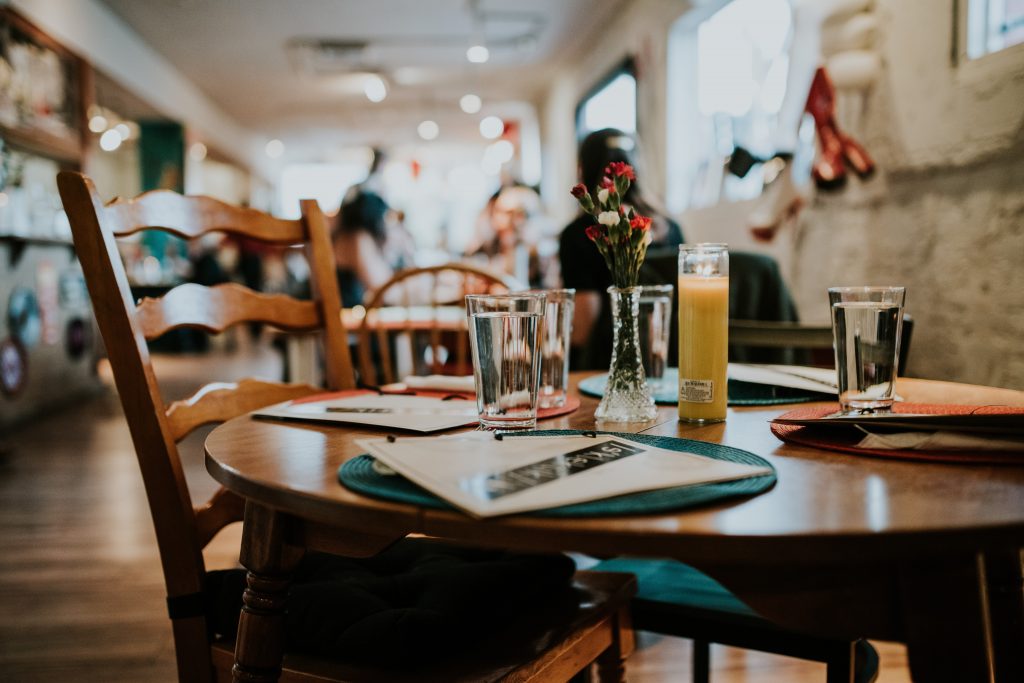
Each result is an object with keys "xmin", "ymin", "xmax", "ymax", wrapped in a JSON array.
[{"xmin": 591, "ymin": 557, "xmax": 759, "ymax": 619}]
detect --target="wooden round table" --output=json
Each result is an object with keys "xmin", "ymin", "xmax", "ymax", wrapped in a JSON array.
[{"xmin": 206, "ymin": 376, "xmax": 1024, "ymax": 682}]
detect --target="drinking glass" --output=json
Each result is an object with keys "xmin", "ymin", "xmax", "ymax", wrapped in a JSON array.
[
  {"xmin": 638, "ymin": 285, "xmax": 673, "ymax": 391},
  {"xmin": 465, "ymin": 293, "xmax": 546, "ymax": 430},
  {"xmin": 828, "ymin": 286, "xmax": 906, "ymax": 413},
  {"xmin": 536, "ymin": 289, "xmax": 575, "ymax": 409}
]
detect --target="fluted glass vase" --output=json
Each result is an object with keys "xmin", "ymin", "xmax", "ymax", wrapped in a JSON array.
[{"xmin": 595, "ymin": 286, "xmax": 658, "ymax": 422}]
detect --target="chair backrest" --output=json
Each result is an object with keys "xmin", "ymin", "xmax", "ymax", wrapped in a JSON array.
[
  {"xmin": 356, "ymin": 263, "xmax": 522, "ymax": 385},
  {"xmin": 57, "ymin": 171, "xmax": 355, "ymax": 682}
]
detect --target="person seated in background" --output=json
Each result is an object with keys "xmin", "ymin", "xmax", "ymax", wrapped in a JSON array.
[
  {"xmin": 465, "ymin": 184, "xmax": 554, "ymax": 288},
  {"xmin": 559, "ymin": 128, "xmax": 685, "ymax": 370},
  {"xmin": 332, "ymin": 191, "xmax": 394, "ymax": 307}
]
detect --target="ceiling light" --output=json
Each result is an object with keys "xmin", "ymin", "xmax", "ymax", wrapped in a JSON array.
[
  {"xmin": 460, "ymin": 94, "xmax": 482, "ymax": 114},
  {"xmin": 417, "ymin": 120, "xmax": 439, "ymax": 141},
  {"xmin": 99, "ymin": 129, "xmax": 122, "ymax": 151},
  {"xmin": 265, "ymin": 139, "xmax": 285, "ymax": 158},
  {"xmin": 364, "ymin": 74, "xmax": 387, "ymax": 103},
  {"xmin": 189, "ymin": 142, "xmax": 208, "ymax": 161},
  {"xmin": 114, "ymin": 123, "xmax": 131, "ymax": 140},
  {"xmin": 479, "ymin": 115, "xmax": 504, "ymax": 139},
  {"xmin": 88, "ymin": 115, "xmax": 108, "ymax": 133},
  {"xmin": 466, "ymin": 44, "xmax": 489, "ymax": 63}
]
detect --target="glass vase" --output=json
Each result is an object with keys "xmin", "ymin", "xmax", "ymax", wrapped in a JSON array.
[{"xmin": 595, "ymin": 286, "xmax": 658, "ymax": 422}]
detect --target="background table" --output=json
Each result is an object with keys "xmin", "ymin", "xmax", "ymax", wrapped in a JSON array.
[{"xmin": 206, "ymin": 376, "xmax": 1024, "ymax": 682}]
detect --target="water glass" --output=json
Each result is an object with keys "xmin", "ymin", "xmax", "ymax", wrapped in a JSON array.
[
  {"xmin": 638, "ymin": 285, "xmax": 673, "ymax": 391},
  {"xmin": 465, "ymin": 293, "xmax": 546, "ymax": 430},
  {"xmin": 828, "ymin": 286, "xmax": 906, "ymax": 413},
  {"xmin": 536, "ymin": 289, "xmax": 575, "ymax": 409}
]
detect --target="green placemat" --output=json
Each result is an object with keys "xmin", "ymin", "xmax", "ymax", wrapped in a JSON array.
[
  {"xmin": 578, "ymin": 369, "xmax": 830, "ymax": 406},
  {"xmin": 338, "ymin": 430, "xmax": 776, "ymax": 517}
]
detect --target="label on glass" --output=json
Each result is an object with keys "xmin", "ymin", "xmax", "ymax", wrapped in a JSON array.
[{"xmin": 680, "ymin": 379, "xmax": 714, "ymax": 403}]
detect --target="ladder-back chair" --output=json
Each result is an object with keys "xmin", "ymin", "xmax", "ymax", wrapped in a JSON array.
[
  {"xmin": 356, "ymin": 263, "xmax": 522, "ymax": 386},
  {"xmin": 58, "ymin": 172, "xmax": 634, "ymax": 683}
]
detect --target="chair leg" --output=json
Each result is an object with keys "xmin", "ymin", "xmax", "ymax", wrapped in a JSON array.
[
  {"xmin": 595, "ymin": 607, "xmax": 634, "ymax": 683},
  {"xmin": 692, "ymin": 639, "xmax": 710, "ymax": 683},
  {"xmin": 825, "ymin": 641, "xmax": 855, "ymax": 683}
]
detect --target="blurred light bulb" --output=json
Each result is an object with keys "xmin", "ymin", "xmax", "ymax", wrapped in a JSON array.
[
  {"xmin": 466, "ymin": 45, "xmax": 489, "ymax": 63},
  {"xmin": 88, "ymin": 115, "xmax": 108, "ymax": 133},
  {"xmin": 99, "ymin": 129, "xmax": 122, "ymax": 151},
  {"xmin": 481, "ymin": 156, "xmax": 502, "ymax": 176},
  {"xmin": 189, "ymin": 142, "xmax": 208, "ymax": 161},
  {"xmin": 487, "ymin": 139, "xmax": 515, "ymax": 163},
  {"xmin": 479, "ymin": 115, "xmax": 503, "ymax": 139},
  {"xmin": 114, "ymin": 123, "xmax": 131, "ymax": 140},
  {"xmin": 265, "ymin": 139, "xmax": 285, "ymax": 158},
  {"xmin": 417, "ymin": 120, "xmax": 439, "ymax": 141},
  {"xmin": 364, "ymin": 75, "xmax": 387, "ymax": 103},
  {"xmin": 459, "ymin": 94, "xmax": 482, "ymax": 114}
]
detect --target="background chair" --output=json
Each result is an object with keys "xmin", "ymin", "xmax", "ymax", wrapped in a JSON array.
[
  {"xmin": 355, "ymin": 263, "xmax": 523, "ymax": 386},
  {"xmin": 59, "ymin": 172, "xmax": 633, "ymax": 683}
]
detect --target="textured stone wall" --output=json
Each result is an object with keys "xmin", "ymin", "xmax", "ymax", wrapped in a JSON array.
[{"xmin": 790, "ymin": 0, "xmax": 1024, "ymax": 389}]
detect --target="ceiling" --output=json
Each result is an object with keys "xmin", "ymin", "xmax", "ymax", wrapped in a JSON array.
[{"xmin": 98, "ymin": 0, "xmax": 625, "ymax": 160}]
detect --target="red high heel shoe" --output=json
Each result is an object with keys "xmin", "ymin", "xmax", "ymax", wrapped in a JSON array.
[
  {"xmin": 840, "ymin": 131, "xmax": 875, "ymax": 179},
  {"xmin": 805, "ymin": 67, "xmax": 846, "ymax": 191}
]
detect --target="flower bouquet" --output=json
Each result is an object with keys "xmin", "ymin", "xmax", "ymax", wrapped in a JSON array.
[{"xmin": 570, "ymin": 163, "xmax": 658, "ymax": 421}]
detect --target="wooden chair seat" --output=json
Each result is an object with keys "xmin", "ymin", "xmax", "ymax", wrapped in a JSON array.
[{"xmin": 209, "ymin": 570, "xmax": 635, "ymax": 683}]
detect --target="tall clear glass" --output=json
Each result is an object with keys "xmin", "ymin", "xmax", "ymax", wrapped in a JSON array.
[
  {"xmin": 638, "ymin": 285, "xmax": 674, "ymax": 391},
  {"xmin": 678, "ymin": 244, "xmax": 729, "ymax": 423},
  {"xmin": 828, "ymin": 286, "xmax": 906, "ymax": 413},
  {"xmin": 465, "ymin": 293, "xmax": 546, "ymax": 430},
  {"xmin": 536, "ymin": 289, "xmax": 575, "ymax": 409}
]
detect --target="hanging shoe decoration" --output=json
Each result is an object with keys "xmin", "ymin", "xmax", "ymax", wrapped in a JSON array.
[
  {"xmin": 748, "ymin": 153, "xmax": 804, "ymax": 242},
  {"xmin": 805, "ymin": 67, "xmax": 849, "ymax": 190}
]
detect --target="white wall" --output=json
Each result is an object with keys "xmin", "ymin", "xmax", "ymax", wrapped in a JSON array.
[
  {"xmin": 788, "ymin": 0, "xmax": 1024, "ymax": 388},
  {"xmin": 6, "ymin": 0, "xmax": 269, "ymax": 181}
]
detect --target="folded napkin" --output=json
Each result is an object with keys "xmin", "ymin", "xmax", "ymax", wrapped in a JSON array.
[
  {"xmin": 857, "ymin": 430, "xmax": 1024, "ymax": 452},
  {"xmin": 402, "ymin": 374, "xmax": 476, "ymax": 393}
]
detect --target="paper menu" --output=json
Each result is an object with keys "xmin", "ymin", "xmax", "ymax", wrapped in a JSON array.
[
  {"xmin": 355, "ymin": 432, "xmax": 772, "ymax": 518},
  {"xmin": 252, "ymin": 393, "xmax": 478, "ymax": 433},
  {"xmin": 728, "ymin": 364, "xmax": 837, "ymax": 395}
]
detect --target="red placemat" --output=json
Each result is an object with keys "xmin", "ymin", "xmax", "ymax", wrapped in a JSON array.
[
  {"xmin": 290, "ymin": 389, "xmax": 580, "ymax": 421},
  {"xmin": 771, "ymin": 403, "xmax": 1024, "ymax": 465}
]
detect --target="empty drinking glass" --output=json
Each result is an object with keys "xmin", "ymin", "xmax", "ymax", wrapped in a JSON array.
[
  {"xmin": 537, "ymin": 289, "xmax": 575, "ymax": 409},
  {"xmin": 466, "ymin": 293, "xmax": 546, "ymax": 430},
  {"xmin": 828, "ymin": 286, "xmax": 906, "ymax": 413},
  {"xmin": 638, "ymin": 285, "xmax": 673, "ymax": 391}
]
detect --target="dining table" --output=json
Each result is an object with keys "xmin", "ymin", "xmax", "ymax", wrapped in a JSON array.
[{"xmin": 205, "ymin": 374, "xmax": 1024, "ymax": 683}]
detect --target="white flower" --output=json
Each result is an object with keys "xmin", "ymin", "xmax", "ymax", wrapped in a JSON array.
[
  {"xmin": 597, "ymin": 211, "xmax": 620, "ymax": 226},
  {"xmin": 597, "ymin": 188, "xmax": 609, "ymax": 204}
]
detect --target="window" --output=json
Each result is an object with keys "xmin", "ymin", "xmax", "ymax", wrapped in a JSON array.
[
  {"xmin": 966, "ymin": 0, "xmax": 1024, "ymax": 59},
  {"xmin": 576, "ymin": 61, "xmax": 637, "ymax": 138}
]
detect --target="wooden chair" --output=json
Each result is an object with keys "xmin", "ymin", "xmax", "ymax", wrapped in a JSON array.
[
  {"xmin": 58, "ymin": 172, "xmax": 634, "ymax": 683},
  {"xmin": 356, "ymin": 263, "xmax": 523, "ymax": 386}
]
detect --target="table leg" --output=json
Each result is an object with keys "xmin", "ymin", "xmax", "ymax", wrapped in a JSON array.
[
  {"xmin": 984, "ymin": 549, "xmax": 1024, "ymax": 682},
  {"xmin": 899, "ymin": 554, "xmax": 993, "ymax": 682},
  {"xmin": 233, "ymin": 502, "xmax": 304, "ymax": 683}
]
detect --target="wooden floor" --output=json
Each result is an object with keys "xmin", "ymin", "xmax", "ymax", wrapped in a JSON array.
[{"xmin": 0, "ymin": 341, "xmax": 913, "ymax": 682}]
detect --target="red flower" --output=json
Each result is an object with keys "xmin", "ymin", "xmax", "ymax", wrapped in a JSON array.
[
  {"xmin": 570, "ymin": 183, "xmax": 587, "ymax": 198},
  {"xmin": 629, "ymin": 215, "xmax": 652, "ymax": 232},
  {"xmin": 605, "ymin": 162, "xmax": 636, "ymax": 180},
  {"xmin": 584, "ymin": 225, "xmax": 603, "ymax": 242},
  {"xmin": 599, "ymin": 176, "xmax": 615, "ymax": 190}
]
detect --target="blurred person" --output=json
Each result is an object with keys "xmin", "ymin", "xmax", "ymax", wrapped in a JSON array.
[
  {"xmin": 559, "ymin": 128, "xmax": 684, "ymax": 370},
  {"xmin": 333, "ymin": 191, "xmax": 393, "ymax": 307},
  {"xmin": 465, "ymin": 184, "xmax": 551, "ymax": 287}
]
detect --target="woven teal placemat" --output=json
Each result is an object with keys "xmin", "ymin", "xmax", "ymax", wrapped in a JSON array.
[
  {"xmin": 578, "ymin": 369, "xmax": 830, "ymax": 406},
  {"xmin": 338, "ymin": 430, "xmax": 776, "ymax": 517}
]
